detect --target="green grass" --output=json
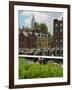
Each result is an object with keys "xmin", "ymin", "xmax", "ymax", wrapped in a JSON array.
[{"xmin": 19, "ymin": 57, "xmax": 63, "ymax": 79}]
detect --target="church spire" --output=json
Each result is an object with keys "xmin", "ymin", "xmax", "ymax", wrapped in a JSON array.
[{"xmin": 31, "ymin": 13, "xmax": 35, "ymax": 30}]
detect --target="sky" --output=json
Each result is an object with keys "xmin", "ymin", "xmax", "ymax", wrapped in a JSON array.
[{"xmin": 18, "ymin": 10, "xmax": 63, "ymax": 35}]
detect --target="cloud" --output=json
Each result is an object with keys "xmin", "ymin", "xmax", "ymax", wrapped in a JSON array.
[{"xmin": 21, "ymin": 11, "xmax": 33, "ymax": 16}]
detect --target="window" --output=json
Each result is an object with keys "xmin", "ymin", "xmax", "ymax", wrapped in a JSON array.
[
  {"xmin": 55, "ymin": 24, "xmax": 58, "ymax": 27},
  {"xmin": 45, "ymin": 39, "xmax": 47, "ymax": 42},
  {"xmin": 56, "ymin": 44, "xmax": 57, "ymax": 47},
  {"xmin": 55, "ymin": 29, "xmax": 57, "ymax": 32},
  {"xmin": 56, "ymin": 39, "xmax": 57, "ymax": 42},
  {"xmin": 45, "ymin": 44, "xmax": 47, "ymax": 46},
  {"xmin": 60, "ymin": 39, "xmax": 62, "ymax": 42},
  {"xmin": 60, "ymin": 44, "xmax": 63, "ymax": 47},
  {"xmin": 54, "ymin": 36, "xmax": 56, "ymax": 39},
  {"xmin": 60, "ymin": 23, "xmax": 62, "ymax": 27},
  {"xmin": 60, "ymin": 28, "xmax": 62, "ymax": 32}
]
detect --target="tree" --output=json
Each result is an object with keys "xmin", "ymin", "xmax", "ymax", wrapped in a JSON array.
[
  {"xmin": 24, "ymin": 27, "xmax": 31, "ymax": 32},
  {"xmin": 39, "ymin": 23, "xmax": 48, "ymax": 33},
  {"xmin": 34, "ymin": 22, "xmax": 40, "ymax": 30},
  {"xmin": 48, "ymin": 32, "xmax": 53, "ymax": 48},
  {"xmin": 34, "ymin": 22, "xmax": 48, "ymax": 34}
]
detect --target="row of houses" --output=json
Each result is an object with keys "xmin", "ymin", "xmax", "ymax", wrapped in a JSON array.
[{"xmin": 19, "ymin": 30, "xmax": 48, "ymax": 50}]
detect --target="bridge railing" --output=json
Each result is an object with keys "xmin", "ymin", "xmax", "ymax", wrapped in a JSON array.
[{"xmin": 19, "ymin": 47, "xmax": 63, "ymax": 56}]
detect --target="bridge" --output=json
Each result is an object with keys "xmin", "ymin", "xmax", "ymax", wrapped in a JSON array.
[
  {"xmin": 19, "ymin": 47, "xmax": 63, "ymax": 56},
  {"xmin": 19, "ymin": 47, "xmax": 63, "ymax": 64}
]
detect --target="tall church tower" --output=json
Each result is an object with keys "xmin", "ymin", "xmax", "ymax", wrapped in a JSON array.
[{"xmin": 31, "ymin": 13, "xmax": 35, "ymax": 30}]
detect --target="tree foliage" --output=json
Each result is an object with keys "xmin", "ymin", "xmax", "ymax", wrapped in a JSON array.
[
  {"xmin": 35, "ymin": 22, "xmax": 48, "ymax": 33},
  {"xmin": 39, "ymin": 23, "xmax": 48, "ymax": 33},
  {"xmin": 34, "ymin": 22, "xmax": 40, "ymax": 30},
  {"xmin": 19, "ymin": 58, "xmax": 63, "ymax": 79},
  {"xmin": 48, "ymin": 32, "xmax": 53, "ymax": 48}
]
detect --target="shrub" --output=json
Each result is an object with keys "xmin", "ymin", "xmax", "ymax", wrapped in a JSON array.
[{"xmin": 19, "ymin": 58, "xmax": 63, "ymax": 79}]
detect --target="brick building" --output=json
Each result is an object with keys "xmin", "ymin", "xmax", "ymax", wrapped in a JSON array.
[
  {"xmin": 53, "ymin": 18, "xmax": 63, "ymax": 48},
  {"xmin": 19, "ymin": 31, "xmax": 37, "ymax": 50},
  {"xmin": 36, "ymin": 34, "xmax": 48, "ymax": 49},
  {"xmin": 19, "ymin": 30, "xmax": 48, "ymax": 50}
]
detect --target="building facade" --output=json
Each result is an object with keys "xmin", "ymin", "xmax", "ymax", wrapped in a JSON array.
[
  {"xmin": 19, "ymin": 31, "xmax": 48, "ymax": 50},
  {"xmin": 53, "ymin": 18, "xmax": 63, "ymax": 49},
  {"xmin": 19, "ymin": 31, "xmax": 37, "ymax": 49},
  {"xmin": 36, "ymin": 34, "xmax": 48, "ymax": 49}
]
